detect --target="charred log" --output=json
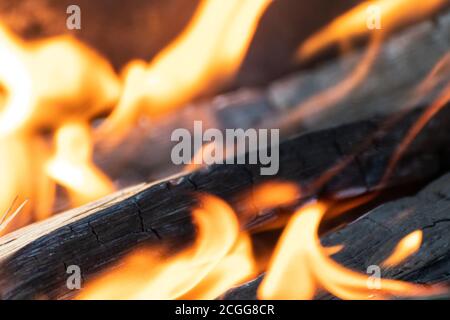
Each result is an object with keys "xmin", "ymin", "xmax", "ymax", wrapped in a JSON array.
[{"xmin": 0, "ymin": 105, "xmax": 450, "ymax": 299}]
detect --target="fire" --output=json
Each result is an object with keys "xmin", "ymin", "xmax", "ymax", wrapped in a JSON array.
[
  {"xmin": 247, "ymin": 182, "xmax": 301, "ymax": 213},
  {"xmin": 78, "ymin": 184, "xmax": 442, "ymax": 300},
  {"xmin": 259, "ymin": 202, "xmax": 441, "ymax": 300},
  {"xmin": 0, "ymin": 0, "xmax": 270, "ymax": 231},
  {"xmin": 297, "ymin": 0, "xmax": 447, "ymax": 61},
  {"xmin": 97, "ymin": 0, "xmax": 272, "ymax": 144},
  {"xmin": 0, "ymin": 24, "xmax": 120, "ymax": 134},
  {"xmin": 45, "ymin": 122, "xmax": 114, "ymax": 207},
  {"xmin": 0, "ymin": 23, "xmax": 120, "ymax": 230},
  {"xmin": 77, "ymin": 195, "xmax": 256, "ymax": 300},
  {"xmin": 383, "ymin": 67, "xmax": 450, "ymax": 183},
  {"xmin": 280, "ymin": 0, "xmax": 447, "ymax": 129},
  {"xmin": 382, "ymin": 230, "xmax": 423, "ymax": 268}
]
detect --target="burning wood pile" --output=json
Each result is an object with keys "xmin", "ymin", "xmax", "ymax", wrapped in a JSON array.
[{"xmin": 0, "ymin": 0, "xmax": 449, "ymax": 301}]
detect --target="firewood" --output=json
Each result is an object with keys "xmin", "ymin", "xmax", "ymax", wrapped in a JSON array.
[
  {"xmin": 0, "ymin": 105, "xmax": 449, "ymax": 299},
  {"xmin": 224, "ymin": 172, "xmax": 450, "ymax": 300}
]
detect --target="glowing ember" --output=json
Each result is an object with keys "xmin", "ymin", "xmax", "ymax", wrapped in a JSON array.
[
  {"xmin": 97, "ymin": 0, "xmax": 272, "ymax": 144},
  {"xmin": 258, "ymin": 202, "xmax": 442, "ymax": 300},
  {"xmin": 382, "ymin": 230, "xmax": 423, "ymax": 268},
  {"xmin": 77, "ymin": 195, "xmax": 256, "ymax": 300}
]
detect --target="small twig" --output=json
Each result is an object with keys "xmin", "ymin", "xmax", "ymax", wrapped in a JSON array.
[{"xmin": 0, "ymin": 198, "xmax": 28, "ymax": 232}]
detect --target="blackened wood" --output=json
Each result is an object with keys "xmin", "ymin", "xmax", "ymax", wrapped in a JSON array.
[
  {"xmin": 1, "ymin": 106, "xmax": 450, "ymax": 299},
  {"xmin": 224, "ymin": 173, "xmax": 450, "ymax": 300}
]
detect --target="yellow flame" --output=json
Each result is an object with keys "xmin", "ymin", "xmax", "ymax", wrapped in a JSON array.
[
  {"xmin": 77, "ymin": 195, "xmax": 256, "ymax": 300},
  {"xmin": 0, "ymin": 22, "xmax": 120, "ymax": 229},
  {"xmin": 98, "ymin": 0, "xmax": 272, "ymax": 144},
  {"xmin": 0, "ymin": 25, "xmax": 120, "ymax": 134},
  {"xmin": 0, "ymin": 133, "xmax": 54, "ymax": 232},
  {"xmin": 46, "ymin": 122, "xmax": 114, "ymax": 206},
  {"xmin": 259, "ymin": 202, "xmax": 442, "ymax": 300},
  {"xmin": 382, "ymin": 230, "xmax": 423, "ymax": 267}
]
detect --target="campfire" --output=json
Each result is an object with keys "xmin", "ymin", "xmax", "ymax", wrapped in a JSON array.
[{"xmin": 0, "ymin": 0, "xmax": 449, "ymax": 301}]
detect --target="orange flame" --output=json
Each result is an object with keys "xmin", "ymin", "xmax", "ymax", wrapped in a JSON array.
[
  {"xmin": 383, "ymin": 80, "xmax": 450, "ymax": 183},
  {"xmin": 259, "ymin": 202, "xmax": 442, "ymax": 300},
  {"xmin": 0, "ymin": 24, "xmax": 120, "ymax": 134},
  {"xmin": 0, "ymin": 23, "xmax": 120, "ymax": 230},
  {"xmin": 77, "ymin": 195, "xmax": 256, "ymax": 300},
  {"xmin": 382, "ymin": 230, "xmax": 423, "ymax": 268},
  {"xmin": 45, "ymin": 122, "xmax": 114, "ymax": 206},
  {"xmin": 297, "ymin": 0, "xmax": 447, "ymax": 61},
  {"xmin": 280, "ymin": 0, "xmax": 446, "ymax": 130},
  {"xmin": 98, "ymin": 0, "xmax": 272, "ymax": 144},
  {"xmin": 247, "ymin": 182, "xmax": 301, "ymax": 213},
  {"xmin": 0, "ymin": 0, "xmax": 271, "ymax": 231}
]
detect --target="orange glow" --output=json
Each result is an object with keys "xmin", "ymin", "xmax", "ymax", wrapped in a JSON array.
[
  {"xmin": 0, "ymin": 22, "xmax": 120, "ymax": 229},
  {"xmin": 98, "ymin": 0, "xmax": 272, "ymax": 144},
  {"xmin": 247, "ymin": 182, "xmax": 301, "ymax": 213},
  {"xmin": 382, "ymin": 230, "xmax": 423, "ymax": 268},
  {"xmin": 259, "ymin": 202, "xmax": 442, "ymax": 300},
  {"xmin": 297, "ymin": 0, "xmax": 447, "ymax": 61},
  {"xmin": 77, "ymin": 195, "xmax": 256, "ymax": 300},
  {"xmin": 46, "ymin": 122, "xmax": 114, "ymax": 206}
]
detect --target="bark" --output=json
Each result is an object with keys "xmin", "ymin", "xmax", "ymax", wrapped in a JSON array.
[{"xmin": 0, "ymin": 105, "xmax": 450, "ymax": 299}]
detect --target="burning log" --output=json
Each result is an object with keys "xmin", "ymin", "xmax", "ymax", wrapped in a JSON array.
[
  {"xmin": 0, "ymin": 105, "xmax": 449, "ymax": 299},
  {"xmin": 95, "ymin": 8, "xmax": 450, "ymax": 184},
  {"xmin": 224, "ymin": 172, "xmax": 450, "ymax": 300}
]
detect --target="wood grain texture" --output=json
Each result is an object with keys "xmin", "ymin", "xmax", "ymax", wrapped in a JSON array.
[{"xmin": 0, "ymin": 105, "xmax": 450, "ymax": 299}]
